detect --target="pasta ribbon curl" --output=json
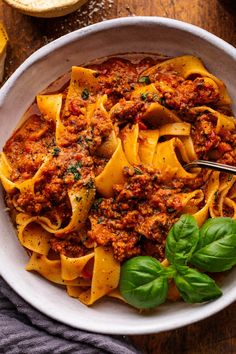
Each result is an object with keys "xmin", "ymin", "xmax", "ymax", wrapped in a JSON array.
[
  {"xmin": 142, "ymin": 55, "xmax": 231, "ymax": 105},
  {"xmin": 70, "ymin": 247, "xmax": 120, "ymax": 305},
  {"xmin": 152, "ymin": 137, "xmax": 198, "ymax": 179},
  {"xmin": 95, "ymin": 138, "xmax": 130, "ymax": 197}
]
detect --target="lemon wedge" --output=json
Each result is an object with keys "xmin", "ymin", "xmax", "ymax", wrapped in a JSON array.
[{"xmin": 0, "ymin": 23, "xmax": 8, "ymax": 83}]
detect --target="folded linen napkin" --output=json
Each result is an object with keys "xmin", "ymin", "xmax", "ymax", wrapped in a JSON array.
[{"xmin": 0, "ymin": 277, "xmax": 141, "ymax": 354}]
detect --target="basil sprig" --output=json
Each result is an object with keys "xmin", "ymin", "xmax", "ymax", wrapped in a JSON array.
[
  {"xmin": 191, "ymin": 217, "xmax": 236, "ymax": 272},
  {"xmin": 165, "ymin": 214, "xmax": 199, "ymax": 265},
  {"xmin": 174, "ymin": 266, "xmax": 222, "ymax": 303},
  {"xmin": 120, "ymin": 256, "xmax": 168, "ymax": 309},
  {"xmin": 119, "ymin": 215, "xmax": 236, "ymax": 309}
]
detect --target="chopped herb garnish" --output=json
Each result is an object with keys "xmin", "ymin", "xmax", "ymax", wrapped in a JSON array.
[
  {"xmin": 81, "ymin": 88, "xmax": 90, "ymax": 100},
  {"xmin": 97, "ymin": 217, "xmax": 104, "ymax": 224},
  {"xmin": 214, "ymin": 191, "xmax": 219, "ymax": 200},
  {"xmin": 72, "ymin": 161, "xmax": 82, "ymax": 169},
  {"xmin": 134, "ymin": 167, "xmax": 143, "ymax": 175},
  {"xmin": 67, "ymin": 161, "xmax": 82, "ymax": 181},
  {"xmin": 52, "ymin": 147, "xmax": 61, "ymax": 157},
  {"xmin": 140, "ymin": 93, "xmax": 148, "ymax": 101},
  {"xmin": 138, "ymin": 76, "xmax": 151, "ymax": 85},
  {"xmin": 159, "ymin": 97, "xmax": 166, "ymax": 106},
  {"xmin": 77, "ymin": 136, "xmax": 84, "ymax": 145},
  {"xmin": 228, "ymin": 174, "xmax": 233, "ymax": 181},
  {"xmin": 86, "ymin": 178, "xmax": 94, "ymax": 189},
  {"xmin": 92, "ymin": 198, "xmax": 103, "ymax": 210},
  {"xmin": 68, "ymin": 168, "xmax": 81, "ymax": 181}
]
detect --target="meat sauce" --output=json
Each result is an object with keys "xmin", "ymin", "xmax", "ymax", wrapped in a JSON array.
[{"xmin": 4, "ymin": 57, "xmax": 236, "ymax": 263}]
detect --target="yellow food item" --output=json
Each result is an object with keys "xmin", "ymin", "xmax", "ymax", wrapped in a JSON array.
[
  {"xmin": 3, "ymin": 0, "xmax": 88, "ymax": 18},
  {"xmin": 0, "ymin": 22, "xmax": 8, "ymax": 83}
]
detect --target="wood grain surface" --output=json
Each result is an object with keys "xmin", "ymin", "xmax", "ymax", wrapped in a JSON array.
[{"xmin": 0, "ymin": 0, "xmax": 236, "ymax": 353}]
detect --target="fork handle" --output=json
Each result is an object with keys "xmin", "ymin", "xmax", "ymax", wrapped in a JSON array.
[{"xmin": 184, "ymin": 160, "xmax": 236, "ymax": 175}]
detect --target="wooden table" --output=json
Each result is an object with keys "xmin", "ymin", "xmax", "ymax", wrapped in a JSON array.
[{"xmin": 0, "ymin": 0, "xmax": 236, "ymax": 353}]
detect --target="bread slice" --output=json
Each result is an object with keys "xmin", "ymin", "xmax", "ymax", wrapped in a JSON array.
[{"xmin": 2, "ymin": 0, "xmax": 88, "ymax": 17}]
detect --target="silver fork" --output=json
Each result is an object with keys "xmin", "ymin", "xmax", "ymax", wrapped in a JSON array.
[{"xmin": 184, "ymin": 160, "xmax": 236, "ymax": 175}]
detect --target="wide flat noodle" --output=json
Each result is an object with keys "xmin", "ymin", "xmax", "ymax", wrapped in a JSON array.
[
  {"xmin": 54, "ymin": 67, "xmax": 100, "ymax": 146},
  {"xmin": 16, "ymin": 212, "xmax": 61, "ymax": 234},
  {"xmin": 26, "ymin": 252, "xmax": 91, "ymax": 286},
  {"xmin": 64, "ymin": 66, "xmax": 99, "ymax": 111},
  {"xmin": 142, "ymin": 55, "xmax": 231, "ymax": 105},
  {"xmin": 0, "ymin": 153, "xmax": 53, "ymax": 195},
  {"xmin": 191, "ymin": 106, "xmax": 235, "ymax": 133},
  {"xmin": 209, "ymin": 175, "xmax": 236, "ymax": 218},
  {"xmin": 96, "ymin": 130, "xmax": 118, "ymax": 158},
  {"xmin": 95, "ymin": 138, "xmax": 130, "ymax": 197},
  {"xmin": 87, "ymin": 94, "xmax": 108, "ymax": 125},
  {"xmin": 0, "ymin": 152, "xmax": 16, "ymax": 193},
  {"xmin": 130, "ymin": 83, "xmax": 158, "ymax": 100},
  {"xmin": 78, "ymin": 246, "xmax": 120, "ymax": 305},
  {"xmin": 17, "ymin": 220, "xmax": 51, "ymax": 255},
  {"xmin": 138, "ymin": 123, "xmax": 191, "ymax": 166},
  {"xmin": 159, "ymin": 122, "xmax": 191, "ymax": 137},
  {"xmin": 121, "ymin": 123, "xmax": 140, "ymax": 165},
  {"xmin": 143, "ymin": 102, "xmax": 182, "ymax": 126},
  {"xmin": 107, "ymin": 289, "xmax": 126, "ymax": 302},
  {"xmin": 16, "ymin": 213, "xmax": 61, "ymax": 254},
  {"xmin": 37, "ymin": 94, "xmax": 62, "ymax": 123},
  {"xmin": 180, "ymin": 136, "xmax": 198, "ymax": 161},
  {"xmin": 224, "ymin": 197, "xmax": 236, "ymax": 219},
  {"xmin": 66, "ymin": 286, "xmax": 85, "ymax": 298},
  {"xmin": 61, "ymin": 252, "xmax": 95, "ymax": 281},
  {"xmin": 180, "ymin": 190, "xmax": 205, "ymax": 214},
  {"xmin": 55, "ymin": 186, "xmax": 95, "ymax": 237},
  {"xmin": 36, "ymin": 94, "xmax": 67, "ymax": 147},
  {"xmin": 138, "ymin": 129, "xmax": 159, "ymax": 165},
  {"xmin": 152, "ymin": 137, "xmax": 197, "ymax": 179},
  {"xmin": 193, "ymin": 171, "xmax": 220, "ymax": 226}
]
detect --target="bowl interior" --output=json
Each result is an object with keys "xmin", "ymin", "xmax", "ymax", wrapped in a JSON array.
[{"xmin": 0, "ymin": 17, "xmax": 235, "ymax": 335}]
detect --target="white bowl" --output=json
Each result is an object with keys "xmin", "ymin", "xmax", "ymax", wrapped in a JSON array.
[{"xmin": 0, "ymin": 17, "xmax": 236, "ymax": 335}]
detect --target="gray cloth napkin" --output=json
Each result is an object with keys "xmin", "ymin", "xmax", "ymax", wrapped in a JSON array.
[{"xmin": 0, "ymin": 277, "xmax": 141, "ymax": 354}]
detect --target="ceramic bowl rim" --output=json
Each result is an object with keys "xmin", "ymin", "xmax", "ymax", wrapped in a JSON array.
[{"xmin": 0, "ymin": 16, "xmax": 236, "ymax": 335}]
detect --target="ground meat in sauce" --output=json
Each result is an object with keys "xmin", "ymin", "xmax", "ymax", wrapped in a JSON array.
[
  {"xmin": 3, "ymin": 56, "xmax": 236, "ymax": 263},
  {"xmin": 89, "ymin": 58, "xmax": 140, "ymax": 108},
  {"xmin": 89, "ymin": 166, "xmax": 203, "ymax": 262},
  {"xmin": 50, "ymin": 237, "xmax": 90, "ymax": 258},
  {"xmin": 15, "ymin": 144, "xmax": 94, "ymax": 215},
  {"xmin": 163, "ymin": 77, "xmax": 219, "ymax": 111},
  {"xmin": 191, "ymin": 112, "xmax": 236, "ymax": 164},
  {"xmin": 4, "ymin": 115, "xmax": 55, "ymax": 182}
]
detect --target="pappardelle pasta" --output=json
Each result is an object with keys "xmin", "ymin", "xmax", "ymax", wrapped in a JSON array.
[{"xmin": 1, "ymin": 55, "xmax": 236, "ymax": 308}]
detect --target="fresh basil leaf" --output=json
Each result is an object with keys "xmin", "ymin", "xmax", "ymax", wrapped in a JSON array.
[
  {"xmin": 196, "ymin": 217, "xmax": 236, "ymax": 249},
  {"xmin": 119, "ymin": 256, "xmax": 168, "ymax": 309},
  {"xmin": 191, "ymin": 217, "xmax": 236, "ymax": 272},
  {"xmin": 174, "ymin": 266, "xmax": 222, "ymax": 303},
  {"xmin": 163, "ymin": 265, "xmax": 176, "ymax": 279},
  {"xmin": 165, "ymin": 214, "xmax": 199, "ymax": 266}
]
